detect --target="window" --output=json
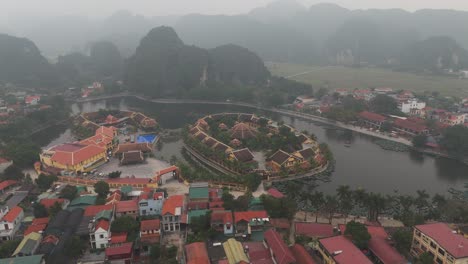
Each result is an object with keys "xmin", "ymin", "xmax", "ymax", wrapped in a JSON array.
[
  {"xmin": 430, "ymin": 241, "xmax": 437, "ymax": 249},
  {"xmin": 437, "ymin": 248, "xmax": 445, "ymax": 256},
  {"xmin": 100, "ymin": 234, "xmax": 104, "ymax": 239},
  {"xmin": 435, "ymin": 258, "xmax": 443, "ymax": 264}
]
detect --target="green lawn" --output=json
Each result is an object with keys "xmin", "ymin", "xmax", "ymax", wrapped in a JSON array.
[{"xmin": 267, "ymin": 62, "xmax": 468, "ymax": 98}]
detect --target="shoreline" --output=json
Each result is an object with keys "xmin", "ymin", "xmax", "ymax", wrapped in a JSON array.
[{"xmin": 71, "ymin": 94, "xmax": 466, "ymax": 164}]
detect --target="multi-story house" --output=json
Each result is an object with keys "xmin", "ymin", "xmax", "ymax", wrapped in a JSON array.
[
  {"xmin": 161, "ymin": 195, "xmax": 185, "ymax": 232},
  {"xmin": 318, "ymin": 235, "xmax": 372, "ymax": 264},
  {"xmin": 443, "ymin": 113, "xmax": 466, "ymax": 126},
  {"xmin": 0, "ymin": 206, "xmax": 24, "ymax": 241},
  {"xmin": 399, "ymin": 99, "xmax": 426, "ymax": 114},
  {"xmin": 411, "ymin": 223, "xmax": 468, "ymax": 264},
  {"xmin": 90, "ymin": 219, "xmax": 111, "ymax": 249},
  {"xmin": 138, "ymin": 191, "xmax": 165, "ymax": 216},
  {"xmin": 115, "ymin": 200, "xmax": 139, "ymax": 219},
  {"xmin": 87, "ymin": 206, "xmax": 114, "ymax": 249}
]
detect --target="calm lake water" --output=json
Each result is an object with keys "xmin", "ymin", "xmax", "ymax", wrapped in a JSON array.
[{"xmin": 35, "ymin": 97, "xmax": 468, "ymax": 195}]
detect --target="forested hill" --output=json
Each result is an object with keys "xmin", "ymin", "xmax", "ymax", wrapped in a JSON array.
[
  {"xmin": 0, "ymin": 34, "xmax": 58, "ymax": 87},
  {"xmin": 124, "ymin": 26, "xmax": 270, "ymax": 97}
]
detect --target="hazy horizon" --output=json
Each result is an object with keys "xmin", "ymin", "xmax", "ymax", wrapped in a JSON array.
[{"xmin": 3, "ymin": 0, "xmax": 468, "ymax": 22}]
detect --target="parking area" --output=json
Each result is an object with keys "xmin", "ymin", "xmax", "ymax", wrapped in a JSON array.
[{"xmin": 93, "ymin": 157, "xmax": 171, "ymax": 178}]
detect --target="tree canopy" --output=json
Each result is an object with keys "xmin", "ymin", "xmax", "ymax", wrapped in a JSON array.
[
  {"xmin": 344, "ymin": 221, "xmax": 371, "ymax": 249},
  {"xmin": 94, "ymin": 181, "xmax": 110, "ymax": 198},
  {"xmin": 369, "ymin": 95, "xmax": 400, "ymax": 115}
]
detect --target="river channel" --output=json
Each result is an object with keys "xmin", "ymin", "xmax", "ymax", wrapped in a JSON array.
[{"xmin": 33, "ymin": 97, "xmax": 468, "ymax": 195}]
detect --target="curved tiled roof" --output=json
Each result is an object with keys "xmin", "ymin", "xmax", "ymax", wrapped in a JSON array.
[
  {"xmin": 50, "ymin": 143, "xmax": 105, "ymax": 166},
  {"xmin": 231, "ymin": 122, "xmax": 256, "ymax": 139}
]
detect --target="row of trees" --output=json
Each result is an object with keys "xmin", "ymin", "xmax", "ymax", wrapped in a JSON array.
[{"xmin": 284, "ymin": 182, "xmax": 468, "ymax": 225}]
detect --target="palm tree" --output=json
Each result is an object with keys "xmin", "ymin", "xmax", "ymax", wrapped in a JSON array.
[
  {"xmin": 323, "ymin": 195, "xmax": 339, "ymax": 224},
  {"xmin": 309, "ymin": 191, "xmax": 325, "ymax": 223},
  {"xmin": 365, "ymin": 193, "xmax": 388, "ymax": 222},
  {"xmin": 415, "ymin": 190, "xmax": 430, "ymax": 215},
  {"xmin": 352, "ymin": 188, "xmax": 367, "ymax": 219},
  {"xmin": 337, "ymin": 185, "xmax": 353, "ymax": 223}
]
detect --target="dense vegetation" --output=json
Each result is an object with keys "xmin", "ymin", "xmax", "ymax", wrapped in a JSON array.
[
  {"xmin": 0, "ymin": 34, "xmax": 58, "ymax": 87},
  {"xmin": 279, "ymin": 182, "xmax": 468, "ymax": 226},
  {"xmin": 0, "ymin": 95, "xmax": 69, "ymax": 167},
  {"xmin": 125, "ymin": 26, "xmax": 271, "ymax": 99},
  {"xmin": 57, "ymin": 41, "xmax": 123, "ymax": 86}
]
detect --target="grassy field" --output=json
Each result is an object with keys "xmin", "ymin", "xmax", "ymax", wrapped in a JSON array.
[{"xmin": 267, "ymin": 62, "xmax": 468, "ymax": 98}]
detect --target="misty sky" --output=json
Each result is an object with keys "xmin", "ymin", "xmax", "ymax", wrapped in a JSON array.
[{"xmin": 2, "ymin": 0, "xmax": 468, "ymax": 20}]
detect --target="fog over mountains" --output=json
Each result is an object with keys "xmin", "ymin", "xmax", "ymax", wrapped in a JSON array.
[{"xmin": 3, "ymin": 0, "xmax": 468, "ymax": 70}]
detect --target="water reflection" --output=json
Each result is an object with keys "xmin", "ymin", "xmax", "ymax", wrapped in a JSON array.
[
  {"xmin": 435, "ymin": 158, "xmax": 468, "ymax": 183},
  {"xmin": 408, "ymin": 150, "xmax": 425, "ymax": 165}
]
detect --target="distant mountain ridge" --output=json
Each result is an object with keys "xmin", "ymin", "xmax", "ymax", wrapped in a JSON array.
[
  {"xmin": 0, "ymin": 34, "xmax": 57, "ymax": 87},
  {"xmin": 3, "ymin": 2, "xmax": 468, "ymax": 72}
]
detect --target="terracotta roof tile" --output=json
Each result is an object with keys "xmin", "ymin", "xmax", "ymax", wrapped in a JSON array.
[
  {"xmin": 95, "ymin": 219, "xmax": 109, "ymax": 231},
  {"xmin": 234, "ymin": 211, "xmax": 268, "ymax": 223},
  {"xmin": 264, "ymin": 229, "xmax": 296, "ymax": 264},
  {"xmin": 111, "ymin": 232, "xmax": 127, "ymax": 244},
  {"xmin": 116, "ymin": 200, "xmax": 138, "ymax": 213},
  {"xmin": 359, "ymin": 111, "xmax": 386, "ymax": 123},
  {"xmin": 50, "ymin": 143, "xmax": 105, "ymax": 166},
  {"xmin": 295, "ymin": 222, "xmax": 334, "ymax": 238},
  {"xmin": 84, "ymin": 204, "xmax": 113, "ymax": 217},
  {"xmin": 162, "ymin": 195, "xmax": 185, "ymax": 216},
  {"xmin": 0, "ymin": 180, "xmax": 17, "ymax": 191},
  {"xmin": 2, "ymin": 206, "xmax": 23, "ymax": 222},
  {"xmin": 290, "ymin": 244, "xmax": 316, "ymax": 264},
  {"xmin": 416, "ymin": 223, "xmax": 468, "ymax": 258},
  {"xmin": 319, "ymin": 236, "xmax": 372, "ymax": 264},
  {"xmin": 185, "ymin": 242, "xmax": 210, "ymax": 264},
  {"xmin": 105, "ymin": 242, "xmax": 133, "ymax": 257},
  {"xmin": 267, "ymin": 188, "xmax": 285, "ymax": 198},
  {"xmin": 140, "ymin": 219, "xmax": 160, "ymax": 232}
]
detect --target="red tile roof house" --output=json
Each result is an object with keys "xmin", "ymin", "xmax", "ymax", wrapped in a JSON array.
[
  {"xmin": 393, "ymin": 118, "xmax": 429, "ymax": 136},
  {"xmin": 243, "ymin": 241, "xmax": 273, "ymax": 264},
  {"xmin": 411, "ymin": 223, "xmax": 468, "ymax": 263},
  {"xmin": 264, "ymin": 229, "xmax": 296, "ymax": 264},
  {"xmin": 185, "ymin": 242, "xmax": 210, "ymax": 264},
  {"xmin": 115, "ymin": 199, "xmax": 139, "ymax": 219},
  {"xmin": 0, "ymin": 206, "xmax": 24, "ymax": 240},
  {"xmin": 267, "ymin": 188, "xmax": 285, "ymax": 199},
  {"xmin": 0, "ymin": 179, "xmax": 18, "ymax": 194},
  {"xmin": 339, "ymin": 224, "xmax": 406, "ymax": 264},
  {"xmin": 162, "ymin": 195, "xmax": 185, "ymax": 233},
  {"xmin": 290, "ymin": 244, "xmax": 317, "ymax": 264},
  {"xmin": 358, "ymin": 111, "xmax": 386, "ymax": 129},
  {"xmin": 140, "ymin": 219, "xmax": 161, "ymax": 254},
  {"xmin": 295, "ymin": 222, "xmax": 335, "ymax": 239},
  {"xmin": 24, "ymin": 217, "xmax": 49, "ymax": 236},
  {"xmin": 234, "ymin": 210, "xmax": 269, "ymax": 235},
  {"xmin": 105, "ymin": 242, "xmax": 133, "ymax": 262},
  {"xmin": 210, "ymin": 210, "xmax": 233, "ymax": 235},
  {"xmin": 39, "ymin": 198, "xmax": 69, "ymax": 210},
  {"xmin": 318, "ymin": 235, "xmax": 372, "ymax": 264},
  {"xmin": 110, "ymin": 232, "xmax": 127, "ymax": 246},
  {"xmin": 85, "ymin": 204, "xmax": 114, "ymax": 249}
]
